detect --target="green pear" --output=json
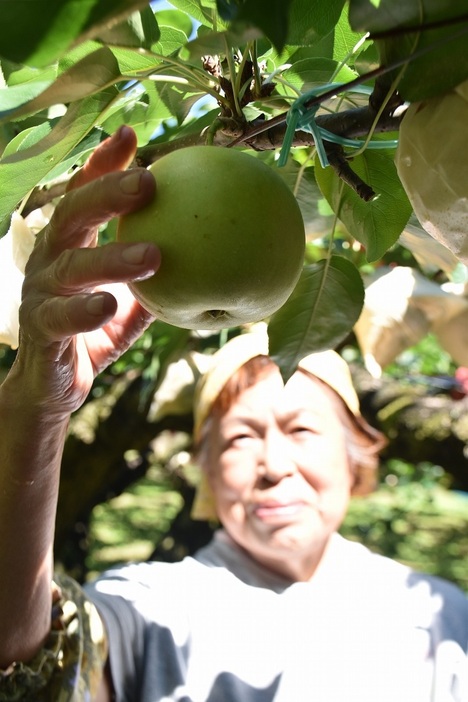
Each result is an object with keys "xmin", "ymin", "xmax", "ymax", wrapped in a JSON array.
[{"xmin": 117, "ymin": 146, "xmax": 305, "ymax": 330}]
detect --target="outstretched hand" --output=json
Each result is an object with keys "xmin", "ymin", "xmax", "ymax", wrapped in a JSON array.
[{"xmin": 15, "ymin": 126, "xmax": 161, "ymax": 416}]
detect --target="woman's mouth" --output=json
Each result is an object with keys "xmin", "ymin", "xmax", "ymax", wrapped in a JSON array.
[{"xmin": 252, "ymin": 501, "xmax": 307, "ymax": 521}]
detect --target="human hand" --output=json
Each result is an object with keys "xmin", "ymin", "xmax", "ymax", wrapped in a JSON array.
[{"xmin": 15, "ymin": 126, "xmax": 161, "ymax": 416}]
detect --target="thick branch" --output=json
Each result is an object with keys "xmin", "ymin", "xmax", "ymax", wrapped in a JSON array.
[
  {"xmin": 137, "ymin": 105, "xmax": 404, "ymax": 164},
  {"xmin": 22, "ymin": 104, "xmax": 405, "ymax": 215}
]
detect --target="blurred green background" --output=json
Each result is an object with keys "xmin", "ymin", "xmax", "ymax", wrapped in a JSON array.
[{"xmin": 85, "ymin": 458, "xmax": 468, "ymax": 592}]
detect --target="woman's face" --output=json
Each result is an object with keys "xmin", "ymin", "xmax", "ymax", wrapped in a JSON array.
[{"xmin": 206, "ymin": 367, "xmax": 353, "ymax": 580}]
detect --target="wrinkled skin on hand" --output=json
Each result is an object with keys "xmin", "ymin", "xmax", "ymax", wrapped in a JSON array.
[{"xmin": 15, "ymin": 126, "xmax": 161, "ymax": 417}]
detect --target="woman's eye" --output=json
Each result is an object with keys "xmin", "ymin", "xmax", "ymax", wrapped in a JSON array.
[
  {"xmin": 232, "ymin": 433, "xmax": 254, "ymax": 445},
  {"xmin": 223, "ymin": 432, "xmax": 254, "ymax": 449},
  {"xmin": 291, "ymin": 425, "xmax": 317, "ymax": 437}
]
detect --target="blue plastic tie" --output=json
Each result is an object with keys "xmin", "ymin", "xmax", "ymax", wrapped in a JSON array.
[{"xmin": 278, "ymin": 83, "xmax": 399, "ymax": 168}]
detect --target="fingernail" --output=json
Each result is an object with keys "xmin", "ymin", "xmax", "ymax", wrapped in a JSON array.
[
  {"xmin": 117, "ymin": 125, "xmax": 133, "ymax": 141},
  {"xmin": 120, "ymin": 171, "xmax": 142, "ymax": 194},
  {"xmin": 133, "ymin": 269, "xmax": 156, "ymax": 281},
  {"xmin": 102, "ymin": 126, "xmax": 129, "ymax": 147},
  {"xmin": 122, "ymin": 243, "xmax": 150, "ymax": 265},
  {"xmin": 86, "ymin": 294, "xmax": 106, "ymax": 315}
]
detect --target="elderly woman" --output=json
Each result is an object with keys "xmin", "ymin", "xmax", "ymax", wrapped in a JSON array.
[{"xmin": 0, "ymin": 129, "xmax": 467, "ymax": 702}]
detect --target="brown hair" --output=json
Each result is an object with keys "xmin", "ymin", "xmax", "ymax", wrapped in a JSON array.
[{"xmin": 197, "ymin": 355, "xmax": 386, "ymax": 496}]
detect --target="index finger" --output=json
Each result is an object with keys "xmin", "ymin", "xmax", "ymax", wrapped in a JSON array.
[{"xmin": 67, "ymin": 125, "xmax": 138, "ymax": 192}]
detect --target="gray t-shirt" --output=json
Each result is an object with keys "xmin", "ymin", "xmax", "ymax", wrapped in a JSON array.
[{"xmin": 85, "ymin": 531, "xmax": 468, "ymax": 701}]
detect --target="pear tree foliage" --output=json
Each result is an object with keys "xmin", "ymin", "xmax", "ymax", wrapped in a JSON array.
[{"xmin": 1, "ymin": 0, "xmax": 468, "ymax": 379}]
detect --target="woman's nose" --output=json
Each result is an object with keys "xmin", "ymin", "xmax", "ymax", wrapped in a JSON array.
[{"xmin": 258, "ymin": 431, "xmax": 296, "ymax": 482}]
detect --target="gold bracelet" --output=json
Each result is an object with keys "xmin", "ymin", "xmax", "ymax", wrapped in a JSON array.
[{"xmin": 0, "ymin": 573, "xmax": 108, "ymax": 702}]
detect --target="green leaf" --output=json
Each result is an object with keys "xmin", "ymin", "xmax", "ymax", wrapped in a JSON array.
[
  {"xmin": 101, "ymin": 82, "xmax": 174, "ymax": 144},
  {"xmin": 332, "ymin": 3, "xmax": 369, "ymax": 67},
  {"xmin": 348, "ymin": 0, "xmax": 468, "ymax": 101},
  {"xmin": 153, "ymin": 25, "xmax": 191, "ymax": 57},
  {"xmin": 280, "ymin": 58, "xmax": 357, "ymax": 95},
  {"xmin": 315, "ymin": 150, "xmax": 412, "ymax": 262},
  {"xmin": 216, "ymin": 0, "xmax": 241, "ymax": 22},
  {"xmin": 380, "ymin": 25, "xmax": 468, "ymax": 101},
  {"xmin": 110, "ymin": 48, "xmax": 163, "ymax": 76},
  {"xmin": 155, "ymin": 9, "xmax": 194, "ymax": 39},
  {"xmin": 96, "ymin": 7, "xmax": 161, "ymax": 49},
  {"xmin": 184, "ymin": 28, "xmax": 234, "ymax": 61},
  {"xmin": 0, "ymin": 48, "xmax": 122, "ymax": 123},
  {"xmin": 4, "ymin": 63, "xmax": 58, "ymax": 89},
  {"xmin": 0, "ymin": 81, "xmax": 55, "ymax": 118},
  {"xmin": 0, "ymin": 88, "xmax": 118, "ymax": 235},
  {"xmin": 219, "ymin": 0, "xmax": 294, "ymax": 51},
  {"xmin": 349, "ymin": 0, "xmax": 463, "ymax": 34},
  {"xmin": 38, "ymin": 131, "xmax": 102, "ymax": 185},
  {"xmin": 0, "ymin": 0, "xmax": 150, "ymax": 68},
  {"xmin": 58, "ymin": 41, "xmax": 110, "ymax": 72},
  {"xmin": 264, "ymin": 4, "xmax": 366, "ymax": 82},
  {"xmin": 1, "ymin": 123, "xmax": 52, "ymax": 159},
  {"xmin": 268, "ymin": 256, "xmax": 364, "ymax": 381},
  {"xmin": 184, "ymin": 16, "xmax": 273, "ymax": 62},
  {"xmin": 287, "ymin": 0, "xmax": 347, "ymax": 46},
  {"xmin": 169, "ymin": 0, "xmax": 219, "ymax": 28},
  {"xmin": 155, "ymin": 81, "xmax": 205, "ymax": 125},
  {"xmin": 354, "ymin": 43, "xmax": 380, "ymax": 75}
]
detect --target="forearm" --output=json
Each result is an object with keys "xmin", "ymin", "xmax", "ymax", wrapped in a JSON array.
[
  {"xmin": 0, "ymin": 126, "xmax": 158, "ymax": 672},
  {"xmin": 0, "ymin": 365, "xmax": 70, "ymax": 668}
]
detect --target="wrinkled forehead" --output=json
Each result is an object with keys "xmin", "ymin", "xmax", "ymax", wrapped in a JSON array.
[
  {"xmin": 209, "ymin": 355, "xmax": 276, "ymax": 416},
  {"xmin": 213, "ymin": 358, "xmax": 343, "ymax": 422}
]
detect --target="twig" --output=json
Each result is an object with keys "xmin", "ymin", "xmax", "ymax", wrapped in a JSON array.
[
  {"xmin": 325, "ymin": 143, "xmax": 375, "ymax": 202},
  {"xmin": 22, "ymin": 182, "xmax": 67, "ymax": 217}
]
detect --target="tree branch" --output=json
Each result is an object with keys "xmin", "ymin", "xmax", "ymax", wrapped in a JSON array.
[
  {"xmin": 22, "ymin": 103, "xmax": 405, "ymax": 216},
  {"xmin": 325, "ymin": 143, "xmax": 376, "ymax": 202}
]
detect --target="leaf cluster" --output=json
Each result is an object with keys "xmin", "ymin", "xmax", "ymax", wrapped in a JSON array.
[{"xmin": 1, "ymin": 0, "xmax": 468, "ymax": 378}]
